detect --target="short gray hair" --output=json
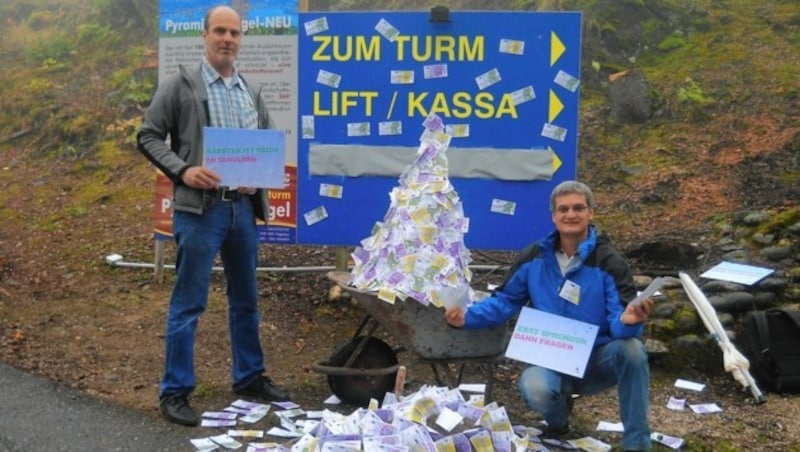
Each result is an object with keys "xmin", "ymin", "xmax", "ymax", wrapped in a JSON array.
[{"xmin": 549, "ymin": 180, "xmax": 596, "ymax": 212}]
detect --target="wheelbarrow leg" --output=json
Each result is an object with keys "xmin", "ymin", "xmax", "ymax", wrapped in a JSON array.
[
  {"xmin": 430, "ymin": 362, "xmax": 460, "ymax": 388},
  {"xmin": 343, "ymin": 321, "xmax": 381, "ymax": 368},
  {"xmin": 485, "ymin": 363, "xmax": 495, "ymax": 403},
  {"xmin": 351, "ymin": 314, "xmax": 378, "ymax": 340}
]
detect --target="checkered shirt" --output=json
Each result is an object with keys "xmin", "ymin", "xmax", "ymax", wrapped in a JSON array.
[{"xmin": 201, "ymin": 58, "xmax": 258, "ymax": 130}]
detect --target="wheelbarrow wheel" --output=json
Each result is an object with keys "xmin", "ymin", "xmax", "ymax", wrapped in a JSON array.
[{"xmin": 326, "ymin": 336, "xmax": 398, "ymax": 407}]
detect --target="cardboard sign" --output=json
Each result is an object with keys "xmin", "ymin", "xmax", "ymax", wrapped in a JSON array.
[
  {"xmin": 203, "ymin": 127, "xmax": 286, "ymax": 189},
  {"xmin": 505, "ymin": 307, "xmax": 598, "ymax": 378}
]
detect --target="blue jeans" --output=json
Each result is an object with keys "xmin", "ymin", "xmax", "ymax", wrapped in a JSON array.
[
  {"xmin": 160, "ymin": 197, "xmax": 265, "ymax": 397},
  {"xmin": 518, "ymin": 338, "xmax": 651, "ymax": 450}
]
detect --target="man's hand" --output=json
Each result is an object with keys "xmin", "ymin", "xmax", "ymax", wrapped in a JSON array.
[
  {"xmin": 444, "ymin": 306, "xmax": 466, "ymax": 328},
  {"xmin": 621, "ymin": 298, "xmax": 654, "ymax": 325},
  {"xmin": 182, "ymin": 166, "xmax": 222, "ymax": 190},
  {"xmin": 237, "ymin": 186, "xmax": 257, "ymax": 195}
]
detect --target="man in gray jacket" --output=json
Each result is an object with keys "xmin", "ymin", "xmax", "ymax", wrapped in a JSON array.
[{"xmin": 137, "ymin": 5, "xmax": 288, "ymax": 426}]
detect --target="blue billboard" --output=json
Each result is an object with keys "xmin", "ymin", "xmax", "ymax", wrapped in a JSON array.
[{"xmin": 297, "ymin": 11, "xmax": 581, "ymax": 250}]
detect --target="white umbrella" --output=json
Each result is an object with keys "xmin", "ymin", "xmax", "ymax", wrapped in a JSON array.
[{"xmin": 678, "ymin": 272, "xmax": 766, "ymax": 404}]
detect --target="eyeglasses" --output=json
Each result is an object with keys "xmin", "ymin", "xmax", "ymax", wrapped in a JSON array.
[{"xmin": 554, "ymin": 204, "xmax": 590, "ymax": 214}]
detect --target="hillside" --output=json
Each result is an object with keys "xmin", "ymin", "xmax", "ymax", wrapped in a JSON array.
[{"xmin": 1, "ymin": 0, "xmax": 799, "ymax": 450}]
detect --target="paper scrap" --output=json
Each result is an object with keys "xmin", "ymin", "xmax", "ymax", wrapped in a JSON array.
[
  {"xmin": 568, "ymin": 436, "xmax": 611, "ymax": 451},
  {"xmin": 227, "ymin": 430, "xmax": 264, "ymax": 438},
  {"xmin": 689, "ymin": 403, "xmax": 722, "ymax": 414},
  {"xmin": 375, "ymin": 18, "xmax": 400, "ymax": 41},
  {"xmin": 596, "ymin": 421, "xmax": 624, "ymax": 432},
  {"xmin": 541, "ymin": 123, "xmax": 567, "ymax": 142},
  {"xmin": 390, "ymin": 70, "xmax": 415, "ymax": 84},
  {"xmin": 510, "ymin": 86, "xmax": 536, "ymax": 105},
  {"xmin": 303, "ymin": 206, "xmax": 328, "ymax": 226},
  {"xmin": 674, "ymin": 378, "xmax": 705, "ymax": 392},
  {"xmin": 303, "ymin": 17, "xmax": 328, "ymax": 35},
  {"xmin": 435, "ymin": 407, "xmax": 464, "ymax": 432},
  {"xmin": 209, "ymin": 434, "xmax": 243, "ymax": 449},
  {"xmin": 190, "ymin": 437, "xmax": 220, "ymax": 451},
  {"xmin": 301, "ymin": 115, "xmax": 315, "ymax": 139},
  {"xmin": 554, "ymin": 69, "xmax": 580, "ymax": 92},
  {"xmin": 499, "ymin": 38, "xmax": 525, "ymax": 55},
  {"xmin": 201, "ymin": 419, "xmax": 237, "ymax": 427},
  {"xmin": 491, "ymin": 198, "xmax": 516, "ymax": 215},
  {"xmin": 316, "ymin": 69, "xmax": 341, "ymax": 88},
  {"xmin": 667, "ymin": 396, "xmax": 686, "ymax": 411},
  {"xmin": 423, "ymin": 64, "xmax": 448, "ymax": 79},
  {"xmin": 379, "ymin": 121, "xmax": 402, "ymax": 136},
  {"xmin": 631, "ymin": 277, "xmax": 664, "ymax": 306},
  {"xmin": 457, "ymin": 383, "xmax": 485, "ymax": 393},
  {"xmin": 652, "ymin": 431, "xmax": 685, "ymax": 449},
  {"xmin": 475, "ymin": 68, "xmax": 502, "ymax": 90}
]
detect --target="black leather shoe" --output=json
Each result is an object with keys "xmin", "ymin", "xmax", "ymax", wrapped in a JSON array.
[
  {"xmin": 159, "ymin": 393, "xmax": 199, "ymax": 426},
  {"xmin": 541, "ymin": 422, "xmax": 570, "ymax": 439},
  {"xmin": 234, "ymin": 375, "xmax": 290, "ymax": 402}
]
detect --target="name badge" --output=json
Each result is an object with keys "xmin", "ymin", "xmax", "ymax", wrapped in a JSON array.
[{"xmin": 559, "ymin": 280, "xmax": 581, "ymax": 305}]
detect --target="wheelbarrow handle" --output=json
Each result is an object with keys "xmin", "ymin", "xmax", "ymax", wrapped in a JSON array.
[{"xmin": 311, "ymin": 361, "xmax": 400, "ymax": 377}]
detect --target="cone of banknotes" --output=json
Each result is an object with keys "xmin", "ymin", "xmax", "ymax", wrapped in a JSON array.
[{"xmin": 349, "ymin": 114, "xmax": 475, "ymax": 307}]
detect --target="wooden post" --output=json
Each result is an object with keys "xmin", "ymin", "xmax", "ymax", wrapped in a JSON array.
[
  {"xmin": 335, "ymin": 247, "xmax": 349, "ymax": 271},
  {"xmin": 154, "ymin": 240, "xmax": 166, "ymax": 283}
]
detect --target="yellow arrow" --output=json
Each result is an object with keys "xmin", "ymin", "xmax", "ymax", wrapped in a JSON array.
[
  {"xmin": 549, "ymin": 90, "xmax": 564, "ymax": 123},
  {"xmin": 551, "ymin": 31, "xmax": 566, "ymax": 66},
  {"xmin": 551, "ymin": 147, "xmax": 562, "ymax": 173}
]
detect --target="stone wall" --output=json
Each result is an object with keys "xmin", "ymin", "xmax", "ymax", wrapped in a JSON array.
[{"xmin": 638, "ymin": 206, "xmax": 800, "ymax": 375}]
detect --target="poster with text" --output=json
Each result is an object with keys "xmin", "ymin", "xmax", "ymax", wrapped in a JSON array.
[{"xmin": 157, "ymin": 0, "xmax": 299, "ymax": 244}]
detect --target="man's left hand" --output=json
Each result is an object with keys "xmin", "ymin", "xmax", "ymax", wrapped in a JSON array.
[{"xmin": 621, "ymin": 298, "xmax": 653, "ymax": 325}]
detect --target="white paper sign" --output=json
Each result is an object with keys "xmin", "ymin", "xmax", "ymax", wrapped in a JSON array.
[
  {"xmin": 203, "ymin": 127, "xmax": 286, "ymax": 189},
  {"xmin": 700, "ymin": 261, "xmax": 774, "ymax": 286},
  {"xmin": 504, "ymin": 307, "xmax": 598, "ymax": 377}
]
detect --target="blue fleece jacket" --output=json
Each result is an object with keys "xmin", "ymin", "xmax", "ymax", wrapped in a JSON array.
[{"xmin": 463, "ymin": 226, "xmax": 642, "ymax": 348}]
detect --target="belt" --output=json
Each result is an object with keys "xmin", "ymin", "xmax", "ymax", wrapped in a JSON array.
[{"xmin": 210, "ymin": 188, "xmax": 242, "ymax": 202}]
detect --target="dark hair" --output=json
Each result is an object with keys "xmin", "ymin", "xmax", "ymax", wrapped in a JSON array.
[{"xmin": 549, "ymin": 180, "xmax": 596, "ymax": 212}]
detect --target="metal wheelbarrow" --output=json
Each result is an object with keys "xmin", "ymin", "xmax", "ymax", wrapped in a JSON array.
[{"xmin": 312, "ymin": 271, "xmax": 511, "ymax": 406}]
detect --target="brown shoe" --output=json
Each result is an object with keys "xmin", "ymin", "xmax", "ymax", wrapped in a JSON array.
[{"xmin": 234, "ymin": 375, "xmax": 290, "ymax": 402}]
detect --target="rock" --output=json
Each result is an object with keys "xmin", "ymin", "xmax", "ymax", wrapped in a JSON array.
[
  {"xmin": 701, "ymin": 280, "xmax": 747, "ymax": 293},
  {"xmin": 644, "ymin": 338, "xmax": 669, "ymax": 356},
  {"xmin": 653, "ymin": 303, "xmax": 677, "ymax": 318},
  {"xmin": 717, "ymin": 312, "xmax": 734, "ymax": 327},
  {"xmin": 754, "ymin": 276, "xmax": 788, "ymax": 292},
  {"xmin": 751, "ymin": 232, "xmax": 775, "ymax": 245},
  {"xmin": 721, "ymin": 250, "xmax": 749, "ymax": 263},
  {"xmin": 709, "ymin": 291, "xmax": 755, "ymax": 313},
  {"xmin": 742, "ymin": 211, "xmax": 770, "ymax": 225},
  {"xmin": 752, "ymin": 291, "xmax": 776, "ymax": 309},
  {"xmin": 761, "ymin": 246, "xmax": 792, "ymax": 261},
  {"xmin": 607, "ymin": 71, "xmax": 652, "ymax": 124},
  {"xmin": 674, "ymin": 310, "xmax": 699, "ymax": 331},
  {"xmin": 633, "ymin": 274, "xmax": 653, "ymax": 288}
]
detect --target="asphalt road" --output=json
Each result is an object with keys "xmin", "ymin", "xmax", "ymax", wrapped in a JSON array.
[{"xmin": 0, "ymin": 362, "xmax": 191, "ymax": 452}]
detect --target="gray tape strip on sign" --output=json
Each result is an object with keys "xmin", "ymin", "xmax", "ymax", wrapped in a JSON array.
[{"xmin": 309, "ymin": 144, "xmax": 554, "ymax": 181}]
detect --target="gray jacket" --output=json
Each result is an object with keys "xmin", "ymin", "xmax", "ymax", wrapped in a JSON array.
[{"xmin": 137, "ymin": 64, "xmax": 274, "ymax": 221}]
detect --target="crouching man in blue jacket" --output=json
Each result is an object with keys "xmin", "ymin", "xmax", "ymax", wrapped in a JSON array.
[{"xmin": 445, "ymin": 180, "xmax": 654, "ymax": 451}]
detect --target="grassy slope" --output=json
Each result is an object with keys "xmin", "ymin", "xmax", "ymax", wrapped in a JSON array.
[{"xmin": 0, "ymin": 0, "xmax": 798, "ymax": 277}]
